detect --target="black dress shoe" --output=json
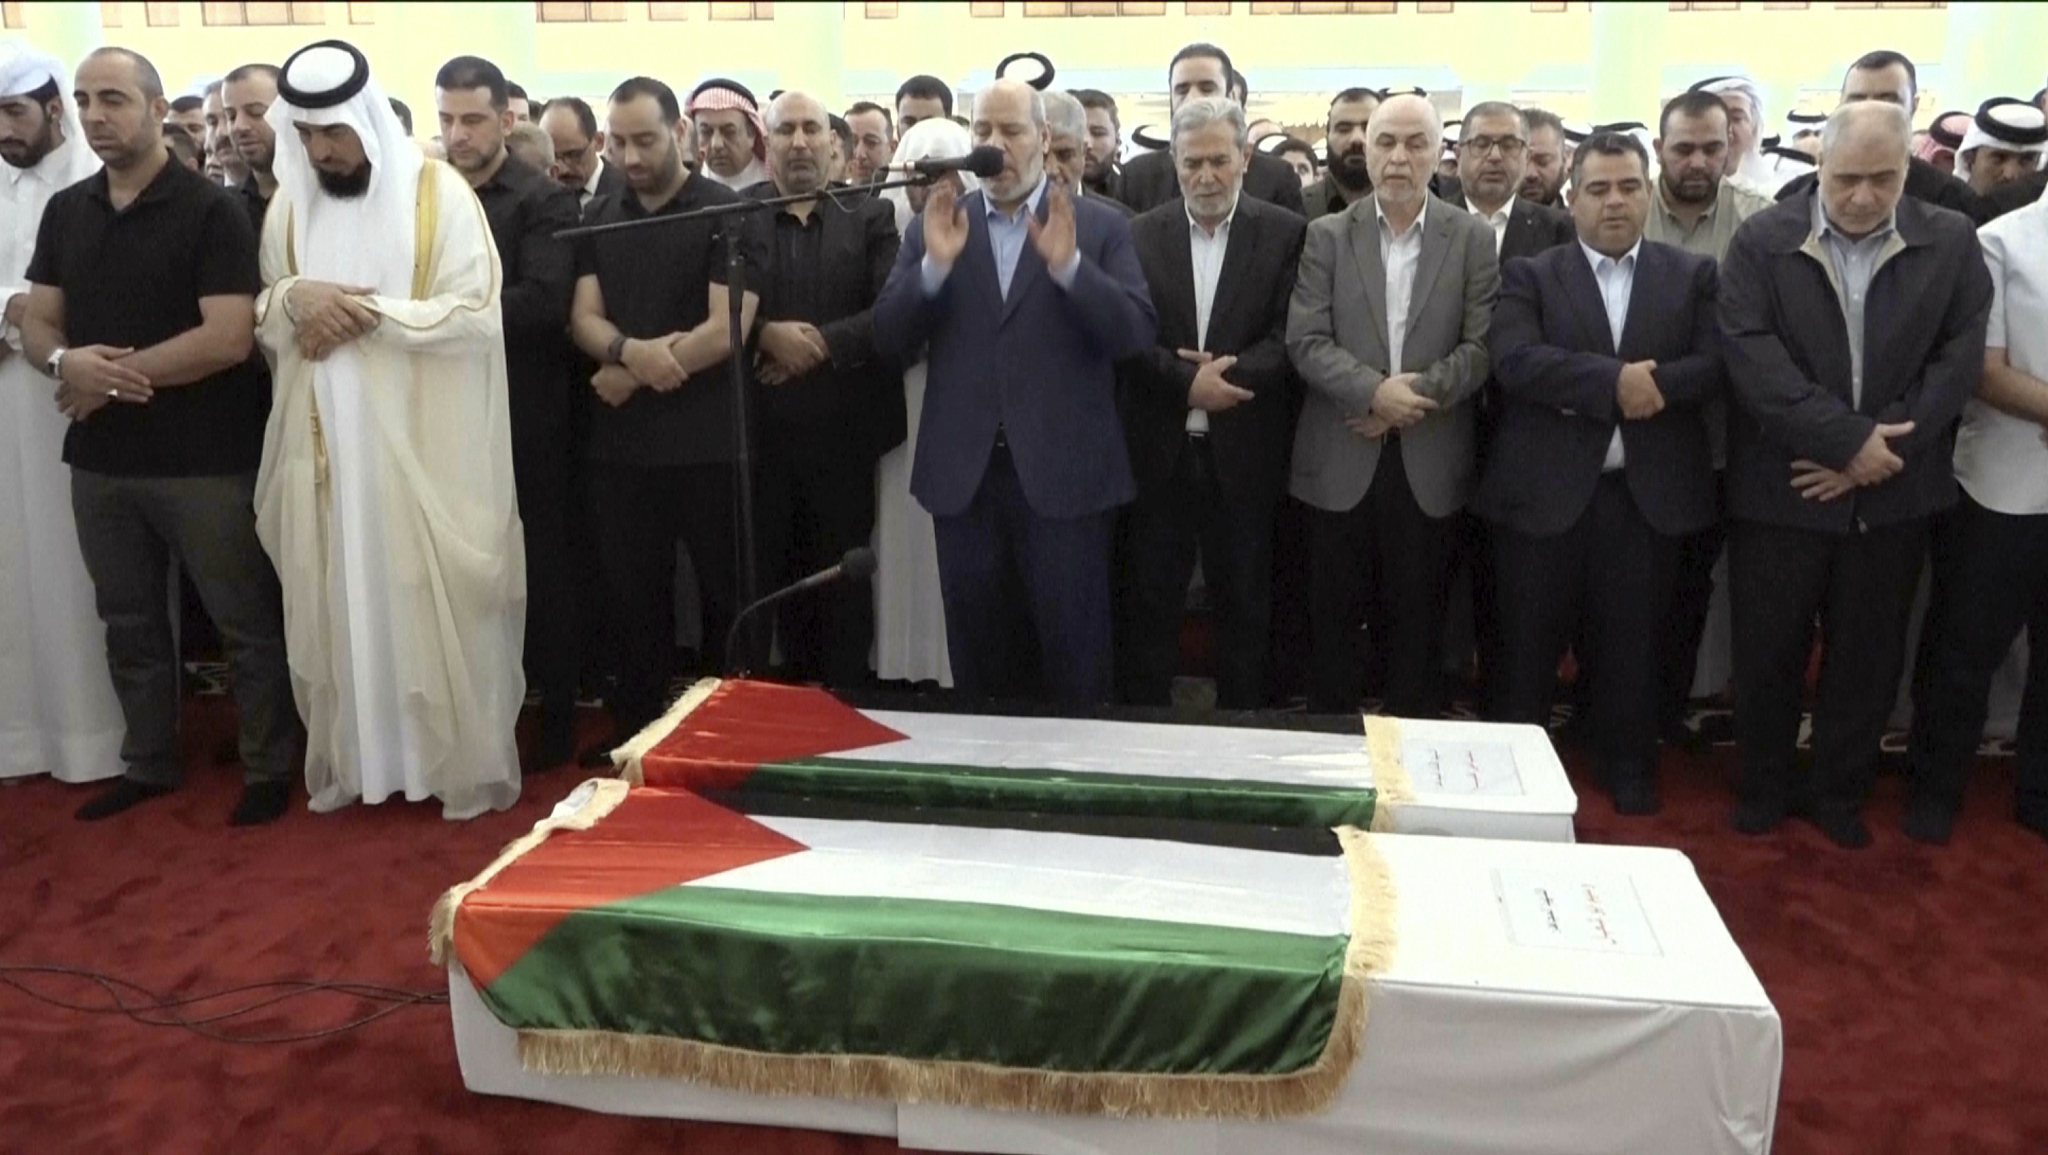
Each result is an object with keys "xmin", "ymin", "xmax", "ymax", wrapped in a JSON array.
[
  {"xmin": 1730, "ymin": 798, "xmax": 1786, "ymax": 836},
  {"xmin": 1610, "ymin": 779, "xmax": 1663, "ymax": 817},
  {"xmin": 1901, "ymin": 803, "xmax": 1957, "ymax": 847},
  {"xmin": 229, "ymin": 780, "xmax": 291, "ymax": 826},
  {"xmin": 76, "ymin": 779, "xmax": 173, "ymax": 822},
  {"xmin": 1806, "ymin": 809, "xmax": 1873, "ymax": 850}
]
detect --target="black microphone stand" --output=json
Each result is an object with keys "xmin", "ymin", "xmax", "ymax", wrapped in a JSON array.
[{"xmin": 556, "ymin": 173, "xmax": 933, "ymax": 671}]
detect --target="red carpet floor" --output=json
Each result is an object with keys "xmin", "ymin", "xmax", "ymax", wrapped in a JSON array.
[{"xmin": 3, "ymin": 697, "xmax": 2046, "ymax": 1155}]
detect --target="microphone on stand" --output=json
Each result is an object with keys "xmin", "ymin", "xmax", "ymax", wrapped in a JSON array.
[
  {"xmin": 878, "ymin": 145, "xmax": 1008, "ymax": 180},
  {"xmin": 724, "ymin": 547, "xmax": 878, "ymax": 676}
]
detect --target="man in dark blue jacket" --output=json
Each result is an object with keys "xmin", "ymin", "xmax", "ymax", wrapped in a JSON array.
[
  {"xmin": 1719, "ymin": 102, "xmax": 1992, "ymax": 847},
  {"xmin": 1476, "ymin": 132, "xmax": 1724, "ymax": 816},
  {"xmin": 874, "ymin": 78, "xmax": 1157, "ymax": 705}
]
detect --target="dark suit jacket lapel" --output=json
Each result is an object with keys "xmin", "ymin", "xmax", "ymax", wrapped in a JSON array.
[
  {"xmin": 962, "ymin": 191, "xmax": 1005, "ymax": 314},
  {"xmin": 1502, "ymin": 200, "xmax": 1542, "ymax": 261},
  {"xmin": 1208, "ymin": 203, "xmax": 1259, "ymax": 347},
  {"xmin": 1555, "ymin": 241, "xmax": 1617, "ymax": 358},
  {"xmin": 1615, "ymin": 242, "xmax": 1659, "ymax": 362},
  {"xmin": 1346, "ymin": 207, "xmax": 1391, "ymax": 353},
  {"xmin": 1406, "ymin": 201, "xmax": 1455, "ymax": 329},
  {"xmin": 1147, "ymin": 209, "xmax": 1198, "ymax": 349},
  {"xmin": 999, "ymin": 193, "xmax": 1048, "ymax": 325}
]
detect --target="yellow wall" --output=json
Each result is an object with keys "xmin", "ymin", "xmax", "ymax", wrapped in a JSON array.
[{"xmin": 7, "ymin": 1, "xmax": 2040, "ymax": 138}]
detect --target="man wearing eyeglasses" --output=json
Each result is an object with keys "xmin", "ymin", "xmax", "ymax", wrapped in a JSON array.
[{"xmin": 1454, "ymin": 101, "xmax": 1574, "ymax": 715}]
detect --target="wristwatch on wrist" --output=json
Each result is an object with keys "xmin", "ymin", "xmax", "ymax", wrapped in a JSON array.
[
  {"xmin": 46, "ymin": 346, "xmax": 67, "ymax": 381},
  {"xmin": 605, "ymin": 334, "xmax": 629, "ymax": 366}
]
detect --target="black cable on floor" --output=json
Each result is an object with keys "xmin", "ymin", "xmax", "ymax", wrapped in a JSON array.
[{"xmin": 0, "ymin": 963, "xmax": 447, "ymax": 1044}]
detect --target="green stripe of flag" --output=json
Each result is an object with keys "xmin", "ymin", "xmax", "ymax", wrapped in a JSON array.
[{"xmin": 482, "ymin": 884, "xmax": 1348, "ymax": 1076}]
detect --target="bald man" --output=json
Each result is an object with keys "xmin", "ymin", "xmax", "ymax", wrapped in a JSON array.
[
  {"xmin": 874, "ymin": 78, "xmax": 1156, "ymax": 705},
  {"xmin": 1720, "ymin": 102, "xmax": 1991, "ymax": 848},
  {"xmin": 745, "ymin": 91, "xmax": 902, "ymax": 685},
  {"xmin": 1287, "ymin": 93, "xmax": 1499, "ymax": 718}
]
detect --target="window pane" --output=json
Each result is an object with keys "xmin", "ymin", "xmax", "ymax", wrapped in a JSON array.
[
  {"xmin": 291, "ymin": 0, "xmax": 324, "ymax": 19},
  {"xmin": 1025, "ymin": 0, "xmax": 1071, "ymax": 12},
  {"xmin": 969, "ymin": 0, "xmax": 1005, "ymax": 11},
  {"xmin": 708, "ymin": 1, "xmax": 759, "ymax": 16},
  {"xmin": 864, "ymin": 0, "xmax": 897, "ymax": 13},
  {"xmin": 1296, "ymin": 1, "xmax": 1348, "ymax": 11},
  {"xmin": 537, "ymin": 1, "xmax": 588, "ymax": 19},
  {"xmin": 1349, "ymin": 0, "xmax": 1395, "ymax": 9},
  {"xmin": 590, "ymin": 0, "xmax": 627, "ymax": 15},
  {"xmin": 145, "ymin": 0, "xmax": 180, "ymax": 22},
  {"xmin": 101, "ymin": 0, "xmax": 125, "ymax": 24},
  {"xmin": 244, "ymin": 2, "xmax": 293, "ymax": 22},
  {"xmin": 348, "ymin": 0, "xmax": 374, "ymax": 20},
  {"xmin": 202, "ymin": 1, "xmax": 244, "ymax": 22},
  {"xmin": 1249, "ymin": 0, "xmax": 1295, "ymax": 10},
  {"xmin": 0, "ymin": 0, "xmax": 23, "ymax": 28},
  {"xmin": 1185, "ymin": 0, "xmax": 1231, "ymax": 11},
  {"xmin": 648, "ymin": 0, "xmax": 690, "ymax": 12}
]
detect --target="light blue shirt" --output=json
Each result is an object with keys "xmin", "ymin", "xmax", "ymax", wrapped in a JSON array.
[
  {"xmin": 1581, "ymin": 238, "xmax": 1641, "ymax": 471},
  {"xmin": 1812, "ymin": 194, "xmax": 1896, "ymax": 408},
  {"xmin": 921, "ymin": 174, "xmax": 1082, "ymax": 299}
]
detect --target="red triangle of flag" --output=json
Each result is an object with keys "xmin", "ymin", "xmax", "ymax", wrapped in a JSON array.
[{"xmin": 639, "ymin": 679, "xmax": 909, "ymax": 792}]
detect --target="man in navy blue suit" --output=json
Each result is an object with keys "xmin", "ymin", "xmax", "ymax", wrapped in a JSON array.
[
  {"xmin": 874, "ymin": 78, "xmax": 1157, "ymax": 705},
  {"xmin": 1474, "ymin": 132, "xmax": 1725, "ymax": 815}
]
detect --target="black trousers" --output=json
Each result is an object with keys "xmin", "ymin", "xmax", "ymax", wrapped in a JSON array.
[
  {"xmin": 1729, "ymin": 517, "xmax": 1928, "ymax": 820},
  {"xmin": 1661, "ymin": 479, "xmax": 1727, "ymax": 726},
  {"xmin": 932, "ymin": 443, "xmax": 1115, "ymax": 706},
  {"xmin": 1908, "ymin": 494, "xmax": 2048, "ymax": 818},
  {"xmin": 1117, "ymin": 435, "xmax": 1277, "ymax": 710},
  {"xmin": 1308, "ymin": 439, "xmax": 1459, "ymax": 717},
  {"xmin": 590, "ymin": 460, "xmax": 740, "ymax": 731},
  {"xmin": 753, "ymin": 431, "xmax": 878, "ymax": 688},
  {"xmin": 512, "ymin": 429, "xmax": 578, "ymax": 721},
  {"xmin": 70, "ymin": 470, "xmax": 297, "ymax": 787},
  {"xmin": 1493, "ymin": 474, "xmax": 1679, "ymax": 787}
]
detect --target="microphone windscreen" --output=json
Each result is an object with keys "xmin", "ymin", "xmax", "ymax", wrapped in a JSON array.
[
  {"xmin": 962, "ymin": 145, "xmax": 1008, "ymax": 178},
  {"xmin": 840, "ymin": 547, "xmax": 878, "ymax": 582}
]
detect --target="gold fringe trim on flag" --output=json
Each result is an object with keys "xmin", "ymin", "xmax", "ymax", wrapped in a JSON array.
[
  {"xmin": 427, "ymin": 777, "xmax": 632, "ymax": 967},
  {"xmin": 615, "ymin": 677, "xmax": 724, "ymax": 786},
  {"xmin": 501, "ymin": 830, "xmax": 1399, "ymax": 1122},
  {"xmin": 1363, "ymin": 716, "xmax": 1413, "ymax": 833}
]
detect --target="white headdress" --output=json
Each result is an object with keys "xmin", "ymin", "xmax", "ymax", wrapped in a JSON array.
[
  {"xmin": 879, "ymin": 117, "xmax": 979, "ymax": 237},
  {"xmin": 1955, "ymin": 97, "xmax": 2048, "ymax": 180},
  {"xmin": 0, "ymin": 39, "xmax": 84, "ymax": 159},
  {"xmin": 266, "ymin": 39, "xmax": 424, "ymax": 297}
]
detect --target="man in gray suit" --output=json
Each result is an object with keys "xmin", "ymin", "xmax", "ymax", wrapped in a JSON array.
[{"xmin": 1287, "ymin": 94, "xmax": 1500, "ymax": 717}]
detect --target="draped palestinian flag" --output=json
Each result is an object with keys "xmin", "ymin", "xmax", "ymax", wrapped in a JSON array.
[
  {"xmin": 609, "ymin": 678, "xmax": 1414, "ymax": 839},
  {"xmin": 430, "ymin": 779, "xmax": 1396, "ymax": 1119}
]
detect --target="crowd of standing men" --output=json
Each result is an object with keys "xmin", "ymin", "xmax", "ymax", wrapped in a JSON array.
[{"xmin": 1, "ymin": 34, "xmax": 2044, "ymax": 853}]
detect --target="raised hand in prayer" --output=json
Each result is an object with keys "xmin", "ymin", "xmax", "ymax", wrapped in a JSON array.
[
  {"xmin": 286, "ymin": 280, "xmax": 380, "ymax": 362},
  {"xmin": 756, "ymin": 321, "xmax": 829, "ymax": 386},
  {"xmin": 923, "ymin": 180, "xmax": 969, "ymax": 267},
  {"xmin": 1026, "ymin": 184, "xmax": 1077, "ymax": 273}
]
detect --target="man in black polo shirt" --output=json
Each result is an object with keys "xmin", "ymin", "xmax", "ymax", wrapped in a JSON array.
[
  {"xmin": 435, "ymin": 54, "xmax": 582, "ymax": 771},
  {"xmin": 747, "ymin": 91, "xmax": 901, "ymax": 686},
  {"xmin": 221, "ymin": 61, "xmax": 278, "ymax": 231},
  {"xmin": 22, "ymin": 47, "xmax": 295, "ymax": 826},
  {"xmin": 569, "ymin": 76, "xmax": 763, "ymax": 755}
]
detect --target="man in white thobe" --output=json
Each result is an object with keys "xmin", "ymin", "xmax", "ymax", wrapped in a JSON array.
[
  {"xmin": 0, "ymin": 44, "xmax": 124, "ymax": 784},
  {"xmin": 253, "ymin": 40, "xmax": 525, "ymax": 820}
]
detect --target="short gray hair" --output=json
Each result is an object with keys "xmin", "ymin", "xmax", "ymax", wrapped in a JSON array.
[
  {"xmin": 1820, "ymin": 100, "xmax": 1910, "ymax": 159},
  {"xmin": 1170, "ymin": 95, "xmax": 1248, "ymax": 153},
  {"xmin": 507, "ymin": 122, "xmax": 555, "ymax": 167},
  {"xmin": 1042, "ymin": 89, "xmax": 1086, "ymax": 142}
]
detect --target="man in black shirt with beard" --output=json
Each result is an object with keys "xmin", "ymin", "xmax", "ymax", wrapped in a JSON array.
[
  {"xmin": 569, "ymin": 76, "xmax": 763, "ymax": 761},
  {"xmin": 435, "ymin": 54, "xmax": 582, "ymax": 771}
]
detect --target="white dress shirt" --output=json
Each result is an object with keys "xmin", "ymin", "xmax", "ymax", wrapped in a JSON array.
[
  {"xmin": 1465, "ymin": 197, "xmax": 1510, "ymax": 257},
  {"xmin": 579, "ymin": 160, "xmax": 606, "ymax": 210},
  {"xmin": 1376, "ymin": 195, "xmax": 1428, "ymax": 378},
  {"xmin": 1963, "ymin": 199, "xmax": 2048, "ymax": 515},
  {"xmin": 1581, "ymin": 239, "xmax": 1640, "ymax": 471},
  {"xmin": 1185, "ymin": 199, "xmax": 1236, "ymax": 434},
  {"xmin": 920, "ymin": 175, "xmax": 1081, "ymax": 298}
]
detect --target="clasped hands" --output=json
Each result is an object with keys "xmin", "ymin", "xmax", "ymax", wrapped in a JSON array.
[
  {"xmin": 755, "ymin": 321, "xmax": 829, "ymax": 386},
  {"xmin": 591, "ymin": 335, "xmax": 687, "ymax": 408},
  {"xmin": 1792, "ymin": 421, "xmax": 1915, "ymax": 503},
  {"xmin": 1345, "ymin": 373, "xmax": 1435, "ymax": 440},
  {"xmin": 287, "ymin": 280, "xmax": 381, "ymax": 362},
  {"xmin": 53, "ymin": 344, "xmax": 153, "ymax": 422}
]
